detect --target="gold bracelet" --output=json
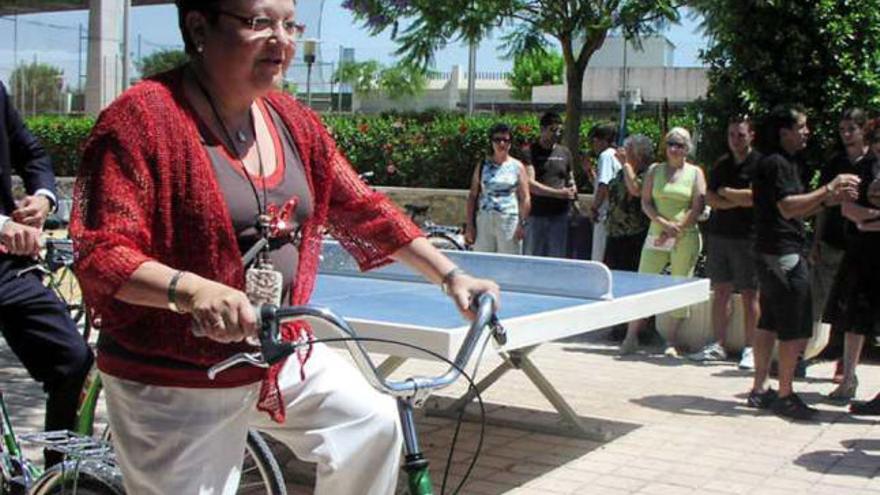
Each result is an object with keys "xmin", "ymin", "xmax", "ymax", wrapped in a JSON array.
[{"xmin": 167, "ymin": 270, "xmax": 188, "ymax": 314}]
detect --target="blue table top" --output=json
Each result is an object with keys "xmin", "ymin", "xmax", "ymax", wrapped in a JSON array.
[{"xmin": 312, "ymin": 270, "xmax": 697, "ymax": 330}]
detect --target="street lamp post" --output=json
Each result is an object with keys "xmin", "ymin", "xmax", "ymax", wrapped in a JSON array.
[{"xmin": 303, "ymin": 39, "xmax": 318, "ymax": 107}]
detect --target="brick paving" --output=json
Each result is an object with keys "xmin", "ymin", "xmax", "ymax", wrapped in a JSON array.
[{"xmin": 3, "ymin": 332, "xmax": 879, "ymax": 494}]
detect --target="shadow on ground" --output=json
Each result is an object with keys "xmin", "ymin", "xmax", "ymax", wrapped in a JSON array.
[
  {"xmin": 795, "ymin": 438, "xmax": 880, "ymax": 477},
  {"xmin": 270, "ymin": 396, "xmax": 639, "ymax": 494}
]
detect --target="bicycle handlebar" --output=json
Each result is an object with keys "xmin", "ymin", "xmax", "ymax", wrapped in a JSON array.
[{"xmin": 207, "ymin": 293, "xmax": 505, "ymax": 404}]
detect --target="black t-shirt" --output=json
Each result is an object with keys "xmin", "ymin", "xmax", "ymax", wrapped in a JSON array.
[
  {"xmin": 849, "ymin": 154, "xmax": 880, "ymax": 251},
  {"xmin": 819, "ymin": 151, "xmax": 867, "ymax": 249},
  {"xmin": 523, "ymin": 141, "xmax": 573, "ymax": 216},
  {"xmin": 753, "ymin": 151, "xmax": 808, "ymax": 255},
  {"xmin": 705, "ymin": 150, "xmax": 761, "ymax": 238}
]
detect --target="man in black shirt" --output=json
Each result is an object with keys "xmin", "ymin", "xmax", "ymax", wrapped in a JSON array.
[
  {"xmin": 522, "ymin": 112, "xmax": 577, "ymax": 258},
  {"xmin": 748, "ymin": 105, "xmax": 859, "ymax": 420},
  {"xmin": 690, "ymin": 116, "xmax": 761, "ymax": 369}
]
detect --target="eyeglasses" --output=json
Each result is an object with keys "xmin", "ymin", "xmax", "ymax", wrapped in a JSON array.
[
  {"xmin": 666, "ymin": 141, "xmax": 687, "ymax": 150},
  {"xmin": 213, "ymin": 9, "xmax": 306, "ymax": 40},
  {"xmin": 492, "ymin": 137, "xmax": 511, "ymax": 144}
]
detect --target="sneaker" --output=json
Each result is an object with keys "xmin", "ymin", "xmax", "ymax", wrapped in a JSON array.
[
  {"xmin": 746, "ymin": 388, "xmax": 778, "ymax": 409},
  {"xmin": 772, "ymin": 393, "xmax": 819, "ymax": 421},
  {"xmin": 687, "ymin": 342, "xmax": 727, "ymax": 362},
  {"xmin": 738, "ymin": 347, "xmax": 755, "ymax": 370},
  {"xmin": 850, "ymin": 394, "xmax": 880, "ymax": 415},
  {"xmin": 663, "ymin": 345, "xmax": 680, "ymax": 359}
]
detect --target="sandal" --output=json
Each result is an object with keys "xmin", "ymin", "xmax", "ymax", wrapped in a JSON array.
[
  {"xmin": 832, "ymin": 360, "xmax": 844, "ymax": 384},
  {"xmin": 828, "ymin": 376, "xmax": 858, "ymax": 403},
  {"xmin": 850, "ymin": 393, "xmax": 880, "ymax": 415}
]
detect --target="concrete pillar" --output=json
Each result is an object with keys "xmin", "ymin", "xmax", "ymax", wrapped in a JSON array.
[{"xmin": 85, "ymin": 0, "xmax": 124, "ymax": 115}]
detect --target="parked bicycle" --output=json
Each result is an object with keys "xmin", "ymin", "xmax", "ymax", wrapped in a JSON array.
[
  {"xmin": 211, "ymin": 293, "xmax": 504, "ymax": 495},
  {"xmin": 404, "ymin": 204, "xmax": 467, "ymax": 251}
]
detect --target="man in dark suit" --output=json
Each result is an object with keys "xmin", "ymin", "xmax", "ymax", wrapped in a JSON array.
[{"xmin": 0, "ymin": 81, "xmax": 93, "ymax": 465}]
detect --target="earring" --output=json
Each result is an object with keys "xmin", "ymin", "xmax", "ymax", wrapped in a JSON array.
[{"xmin": 196, "ymin": 43, "xmax": 204, "ymax": 54}]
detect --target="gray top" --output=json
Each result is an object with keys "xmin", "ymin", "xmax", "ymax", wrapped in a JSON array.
[{"xmin": 198, "ymin": 100, "xmax": 314, "ymax": 301}]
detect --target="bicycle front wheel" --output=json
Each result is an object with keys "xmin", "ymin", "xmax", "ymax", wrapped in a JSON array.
[
  {"xmin": 238, "ymin": 430, "xmax": 287, "ymax": 495},
  {"xmin": 29, "ymin": 459, "xmax": 125, "ymax": 495}
]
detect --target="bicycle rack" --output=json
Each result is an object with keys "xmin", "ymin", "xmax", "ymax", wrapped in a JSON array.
[{"xmin": 20, "ymin": 431, "xmax": 114, "ymax": 463}]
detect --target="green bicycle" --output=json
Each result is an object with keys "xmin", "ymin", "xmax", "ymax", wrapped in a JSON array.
[
  {"xmin": 1, "ymin": 239, "xmax": 287, "ymax": 494},
  {"xmin": 210, "ymin": 294, "xmax": 503, "ymax": 495}
]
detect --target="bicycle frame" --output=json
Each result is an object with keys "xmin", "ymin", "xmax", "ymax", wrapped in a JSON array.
[
  {"xmin": 210, "ymin": 295, "xmax": 505, "ymax": 495},
  {"xmin": 0, "ymin": 392, "xmax": 42, "ymax": 490}
]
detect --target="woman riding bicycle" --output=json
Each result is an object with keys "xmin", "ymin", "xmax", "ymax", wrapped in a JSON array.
[{"xmin": 69, "ymin": 1, "xmax": 499, "ymax": 493}]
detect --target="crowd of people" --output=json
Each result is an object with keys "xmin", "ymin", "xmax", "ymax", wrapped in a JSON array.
[{"xmin": 468, "ymin": 107, "xmax": 880, "ymax": 421}]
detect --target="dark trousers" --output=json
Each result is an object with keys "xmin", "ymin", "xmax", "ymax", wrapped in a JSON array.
[{"xmin": 0, "ymin": 257, "xmax": 93, "ymax": 434}]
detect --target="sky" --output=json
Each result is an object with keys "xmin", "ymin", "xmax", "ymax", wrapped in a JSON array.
[{"xmin": 0, "ymin": 2, "xmax": 708, "ymax": 89}]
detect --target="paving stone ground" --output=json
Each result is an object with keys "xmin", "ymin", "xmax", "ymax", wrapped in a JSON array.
[{"xmin": 3, "ymin": 331, "xmax": 879, "ymax": 494}]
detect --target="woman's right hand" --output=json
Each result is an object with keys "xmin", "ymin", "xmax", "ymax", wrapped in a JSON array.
[
  {"xmin": 180, "ymin": 277, "xmax": 258, "ymax": 343},
  {"xmin": 659, "ymin": 218, "xmax": 681, "ymax": 238}
]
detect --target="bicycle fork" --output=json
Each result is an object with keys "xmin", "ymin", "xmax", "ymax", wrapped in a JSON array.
[{"xmin": 398, "ymin": 398, "xmax": 434, "ymax": 495}]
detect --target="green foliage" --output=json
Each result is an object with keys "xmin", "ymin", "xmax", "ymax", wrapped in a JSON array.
[
  {"xmin": 507, "ymin": 49, "xmax": 564, "ymax": 101},
  {"xmin": 137, "ymin": 49, "xmax": 189, "ymax": 79},
  {"xmin": 691, "ymin": 0, "xmax": 880, "ymax": 164},
  {"xmin": 25, "ymin": 115, "xmax": 95, "ymax": 176},
  {"xmin": 344, "ymin": 0, "xmax": 682, "ymax": 158},
  {"xmin": 334, "ymin": 60, "xmax": 426, "ymax": 100},
  {"xmin": 26, "ymin": 111, "xmax": 696, "ymax": 187},
  {"xmin": 9, "ymin": 62, "xmax": 66, "ymax": 115}
]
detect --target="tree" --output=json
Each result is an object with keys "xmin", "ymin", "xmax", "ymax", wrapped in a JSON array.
[
  {"xmin": 343, "ymin": 0, "xmax": 680, "ymax": 157},
  {"xmin": 335, "ymin": 60, "xmax": 427, "ymax": 100},
  {"xmin": 507, "ymin": 49, "xmax": 563, "ymax": 101},
  {"xmin": 137, "ymin": 49, "xmax": 189, "ymax": 79},
  {"xmin": 690, "ymin": 0, "xmax": 880, "ymax": 164},
  {"xmin": 9, "ymin": 62, "xmax": 65, "ymax": 115}
]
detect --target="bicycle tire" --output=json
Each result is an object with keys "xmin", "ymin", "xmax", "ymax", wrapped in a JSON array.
[
  {"xmin": 427, "ymin": 232, "xmax": 465, "ymax": 251},
  {"xmin": 239, "ymin": 430, "xmax": 287, "ymax": 495},
  {"xmin": 29, "ymin": 459, "xmax": 125, "ymax": 495}
]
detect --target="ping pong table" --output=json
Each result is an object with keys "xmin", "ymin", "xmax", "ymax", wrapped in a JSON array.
[{"xmin": 312, "ymin": 242, "xmax": 710, "ymax": 439}]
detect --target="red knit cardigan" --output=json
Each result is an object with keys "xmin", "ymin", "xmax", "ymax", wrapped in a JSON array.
[{"xmin": 70, "ymin": 69, "xmax": 422, "ymax": 422}]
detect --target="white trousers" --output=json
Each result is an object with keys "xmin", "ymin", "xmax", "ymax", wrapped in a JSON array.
[
  {"xmin": 592, "ymin": 220, "xmax": 608, "ymax": 262},
  {"xmin": 473, "ymin": 210, "xmax": 522, "ymax": 255},
  {"xmin": 102, "ymin": 343, "xmax": 402, "ymax": 495}
]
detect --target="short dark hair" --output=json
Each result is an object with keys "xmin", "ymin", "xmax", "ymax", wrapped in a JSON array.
[
  {"xmin": 588, "ymin": 123, "xmax": 617, "ymax": 144},
  {"xmin": 728, "ymin": 114, "xmax": 753, "ymax": 130},
  {"xmin": 488, "ymin": 122, "xmax": 511, "ymax": 139},
  {"xmin": 176, "ymin": 0, "xmax": 223, "ymax": 54},
  {"xmin": 841, "ymin": 108, "xmax": 868, "ymax": 128},
  {"xmin": 539, "ymin": 112, "xmax": 562, "ymax": 128},
  {"xmin": 766, "ymin": 104, "xmax": 806, "ymax": 144}
]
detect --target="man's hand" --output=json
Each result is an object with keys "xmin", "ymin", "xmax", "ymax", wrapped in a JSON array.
[
  {"xmin": 828, "ymin": 173, "xmax": 861, "ymax": 203},
  {"xmin": 0, "ymin": 220, "xmax": 42, "ymax": 257},
  {"xmin": 12, "ymin": 195, "xmax": 52, "ymax": 229},
  {"xmin": 559, "ymin": 186, "xmax": 577, "ymax": 200}
]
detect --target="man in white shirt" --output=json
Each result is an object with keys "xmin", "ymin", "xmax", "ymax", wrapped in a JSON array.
[{"xmin": 588, "ymin": 124, "xmax": 622, "ymax": 262}]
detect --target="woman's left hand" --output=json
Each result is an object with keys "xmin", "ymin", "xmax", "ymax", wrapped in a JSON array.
[{"xmin": 446, "ymin": 272, "xmax": 501, "ymax": 321}]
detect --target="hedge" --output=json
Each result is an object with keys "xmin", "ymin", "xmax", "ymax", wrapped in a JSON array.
[{"xmin": 27, "ymin": 111, "xmax": 696, "ymax": 189}]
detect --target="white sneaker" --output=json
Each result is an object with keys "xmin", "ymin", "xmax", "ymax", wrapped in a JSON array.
[
  {"xmin": 687, "ymin": 342, "xmax": 727, "ymax": 362},
  {"xmin": 664, "ymin": 345, "xmax": 680, "ymax": 359},
  {"xmin": 738, "ymin": 347, "xmax": 755, "ymax": 370}
]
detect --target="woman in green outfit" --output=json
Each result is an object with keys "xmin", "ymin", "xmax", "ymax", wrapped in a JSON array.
[{"xmin": 620, "ymin": 127, "xmax": 707, "ymax": 357}]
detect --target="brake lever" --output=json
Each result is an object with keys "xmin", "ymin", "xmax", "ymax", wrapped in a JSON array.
[
  {"xmin": 489, "ymin": 315, "xmax": 507, "ymax": 346},
  {"xmin": 207, "ymin": 352, "xmax": 267, "ymax": 380}
]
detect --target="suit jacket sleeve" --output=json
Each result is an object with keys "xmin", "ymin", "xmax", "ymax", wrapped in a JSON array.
[{"xmin": 2, "ymin": 83, "xmax": 56, "ymax": 196}]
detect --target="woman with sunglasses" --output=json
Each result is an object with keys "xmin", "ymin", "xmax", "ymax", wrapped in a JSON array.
[
  {"xmin": 465, "ymin": 122, "xmax": 531, "ymax": 254},
  {"xmin": 69, "ymin": 1, "xmax": 500, "ymax": 494},
  {"xmin": 620, "ymin": 127, "xmax": 706, "ymax": 356}
]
